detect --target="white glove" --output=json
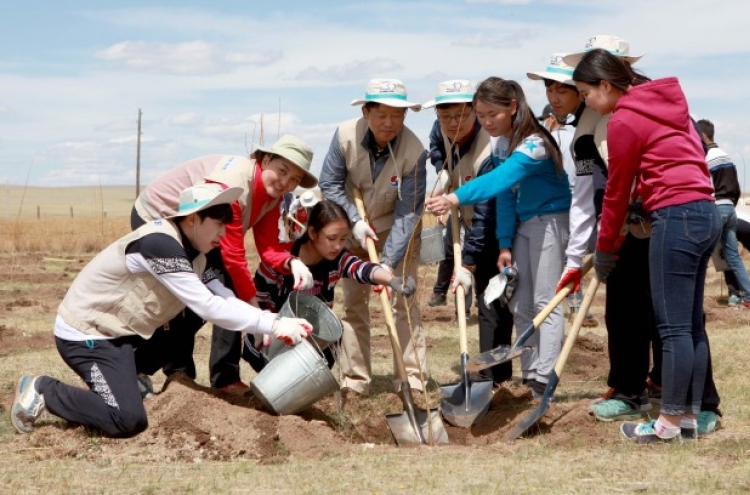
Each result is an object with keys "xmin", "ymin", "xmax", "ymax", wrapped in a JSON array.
[
  {"xmin": 290, "ymin": 258, "xmax": 314, "ymax": 290},
  {"xmin": 451, "ymin": 266, "xmax": 473, "ymax": 294},
  {"xmin": 353, "ymin": 220, "xmax": 378, "ymax": 249},
  {"xmin": 437, "ymin": 169, "xmax": 452, "ymax": 192},
  {"xmin": 272, "ymin": 317, "xmax": 313, "ymax": 345}
]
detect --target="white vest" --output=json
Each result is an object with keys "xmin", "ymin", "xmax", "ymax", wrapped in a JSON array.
[{"xmin": 58, "ymin": 220, "xmax": 207, "ymax": 339}]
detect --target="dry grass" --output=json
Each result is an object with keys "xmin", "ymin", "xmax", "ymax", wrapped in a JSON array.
[{"xmin": 2, "ymin": 191, "xmax": 750, "ymax": 494}]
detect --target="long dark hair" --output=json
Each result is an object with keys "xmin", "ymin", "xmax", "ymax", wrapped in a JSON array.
[
  {"xmin": 300, "ymin": 199, "xmax": 351, "ymax": 243},
  {"xmin": 473, "ymin": 77, "xmax": 563, "ymax": 172},
  {"xmin": 572, "ymin": 48, "xmax": 650, "ymax": 91}
]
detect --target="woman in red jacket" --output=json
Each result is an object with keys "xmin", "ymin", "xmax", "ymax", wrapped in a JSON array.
[{"xmin": 573, "ymin": 49, "xmax": 721, "ymax": 442}]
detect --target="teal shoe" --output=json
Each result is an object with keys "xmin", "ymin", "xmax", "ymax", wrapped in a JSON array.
[
  {"xmin": 590, "ymin": 399, "xmax": 643, "ymax": 422},
  {"xmin": 697, "ymin": 411, "xmax": 722, "ymax": 436}
]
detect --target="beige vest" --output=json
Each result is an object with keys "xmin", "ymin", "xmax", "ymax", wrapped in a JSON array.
[
  {"xmin": 442, "ymin": 128, "xmax": 491, "ymax": 226},
  {"xmin": 338, "ymin": 118, "xmax": 425, "ymax": 233},
  {"xmin": 135, "ymin": 155, "xmax": 276, "ymax": 233},
  {"xmin": 58, "ymin": 220, "xmax": 207, "ymax": 339},
  {"xmin": 573, "ymin": 107, "xmax": 609, "ymax": 167}
]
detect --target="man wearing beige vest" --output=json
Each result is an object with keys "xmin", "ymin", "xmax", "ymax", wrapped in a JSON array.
[
  {"xmin": 319, "ymin": 78, "xmax": 428, "ymax": 396},
  {"xmin": 10, "ymin": 184, "xmax": 313, "ymax": 438}
]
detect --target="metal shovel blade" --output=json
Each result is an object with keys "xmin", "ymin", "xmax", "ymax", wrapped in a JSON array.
[
  {"xmin": 440, "ymin": 379, "xmax": 494, "ymax": 428},
  {"xmin": 465, "ymin": 345, "xmax": 531, "ymax": 372},
  {"xmin": 505, "ymin": 374, "xmax": 559, "ymax": 441},
  {"xmin": 386, "ymin": 409, "xmax": 449, "ymax": 446}
]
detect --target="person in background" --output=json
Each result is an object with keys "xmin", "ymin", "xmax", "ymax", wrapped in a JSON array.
[
  {"xmin": 130, "ymin": 135, "xmax": 317, "ymax": 395},
  {"xmin": 422, "ymin": 79, "xmax": 514, "ymax": 385},
  {"xmin": 426, "ymin": 77, "xmax": 571, "ymax": 398},
  {"xmin": 697, "ymin": 119, "xmax": 750, "ymax": 308},
  {"xmin": 245, "ymin": 200, "xmax": 417, "ymax": 370},
  {"xmin": 10, "ymin": 184, "xmax": 312, "ymax": 438},
  {"xmin": 573, "ymin": 48, "xmax": 720, "ymax": 442},
  {"xmin": 318, "ymin": 78, "xmax": 428, "ymax": 397}
]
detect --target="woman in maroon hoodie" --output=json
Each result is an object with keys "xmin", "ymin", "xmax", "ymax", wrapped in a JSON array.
[{"xmin": 573, "ymin": 48, "xmax": 721, "ymax": 442}]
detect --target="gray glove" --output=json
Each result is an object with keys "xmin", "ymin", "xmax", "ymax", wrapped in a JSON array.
[
  {"xmin": 594, "ymin": 249, "xmax": 617, "ymax": 282},
  {"xmin": 389, "ymin": 276, "xmax": 417, "ymax": 297}
]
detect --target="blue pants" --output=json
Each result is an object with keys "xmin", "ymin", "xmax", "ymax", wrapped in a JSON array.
[
  {"xmin": 649, "ymin": 200, "xmax": 720, "ymax": 416},
  {"xmin": 716, "ymin": 203, "xmax": 750, "ymax": 300}
]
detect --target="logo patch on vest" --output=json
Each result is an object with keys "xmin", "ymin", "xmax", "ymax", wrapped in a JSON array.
[{"xmin": 390, "ymin": 175, "xmax": 399, "ymax": 187}]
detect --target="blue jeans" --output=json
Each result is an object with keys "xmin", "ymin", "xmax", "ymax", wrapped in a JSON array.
[
  {"xmin": 716, "ymin": 203, "xmax": 750, "ymax": 301},
  {"xmin": 649, "ymin": 200, "xmax": 720, "ymax": 416}
]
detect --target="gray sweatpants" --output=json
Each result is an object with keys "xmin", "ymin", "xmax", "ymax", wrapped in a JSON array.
[{"xmin": 510, "ymin": 213, "xmax": 569, "ymax": 384}]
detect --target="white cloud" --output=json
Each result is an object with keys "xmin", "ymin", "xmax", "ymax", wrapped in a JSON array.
[
  {"xmin": 169, "ymin": 112, "xmax": 204, "ymax": 127},
  {"xmin": 295, "ymin": 58, "xmax": 405, "ymax": 82},
  {"xmin": 453, "ymin": 31, "xmax": 538, "ymax": 48},
  {"xmin": 95, "ymin": 40, "xmax": 282, "ymax": 75}
]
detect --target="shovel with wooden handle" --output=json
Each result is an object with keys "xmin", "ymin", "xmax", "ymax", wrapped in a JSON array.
[
  {"xmin": 352, "ymin": 188, "xmax": 449, "ymax": 446},
  {"xmin": 465, "ymin": 256, "xmax": 593, "ymax": 372},
  {"xmin": 439, "ymin": 210, "xmax": 494, "ymax": 427},
  {"xmin": 505, "ymin": 277, "xmax": 601, "ymax": 441}
]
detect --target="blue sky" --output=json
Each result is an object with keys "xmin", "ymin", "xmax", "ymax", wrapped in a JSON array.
[{"xmin": 2, "ymin": 0, "xmax": 750, "ymax": 188}]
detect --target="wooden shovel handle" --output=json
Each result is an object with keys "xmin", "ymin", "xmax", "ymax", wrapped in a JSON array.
[
  {"xmin": 352, "ymin": 188, "xmax": 409, "ymax": 381},
  {"xmin": 450, "ymin": 210, "xmax": 468, "ymax": 355}
]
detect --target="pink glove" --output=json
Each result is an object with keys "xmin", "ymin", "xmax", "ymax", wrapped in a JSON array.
[{"xmin": 556, "ymin": 267, "xmax": 582, "ymax": 293}]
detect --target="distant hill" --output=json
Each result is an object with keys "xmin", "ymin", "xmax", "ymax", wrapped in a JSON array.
[{"xmin": 0, "ymin": 185, "xmax": 137, "ymax": 218}]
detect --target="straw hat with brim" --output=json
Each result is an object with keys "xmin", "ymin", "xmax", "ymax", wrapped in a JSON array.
[
  {"xmin": 527, "ymin": 53, "xmax": 577, "ymax": 86},
  {"xmin": 252, "ymin": 135, "xmax": 317, "ymax": 188},
  {"xmin": 169, "ymin": 183, "xmax": 243, "ymax": 218},
  {"xmin": 299, "ymin": 190, "xmax": 320, "ymax": 208},
  {"xmin": 350, "ymin": 78, "xmax": 421, "ymax": 110},
  {"xmin": 562, "ymin": 35, "xmax": 644, "ymax": 67},
  {"xmin": 422, "ymin": 79, "xmax": 476, "ymax": 109}
]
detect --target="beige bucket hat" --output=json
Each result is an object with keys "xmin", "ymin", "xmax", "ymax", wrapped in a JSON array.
[
  {"xmin": 422, "ymin": 79, "xmax": 476, "ymax": 109},
  {"xmin": 527, "ymin": 53, "xmax": 577, "ymax": 86},
  {"xmin": 170, "ymin": 183, "xmax": 243, "ymax": 217},
  {"xmin": 252, "ymin": 135, "xmax": 317, "ymax": 188},
  {"xmin": 350, "ymin": 78, "xmax": 421, "ymax": 110},
  {"xmin": 563, "ymin": 35, "xmax": 644, "ymax": 67}
]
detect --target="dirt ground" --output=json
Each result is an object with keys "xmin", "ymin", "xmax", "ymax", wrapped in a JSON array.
[{"xmin": 1, "ymin": 253, "xmax": 741, "ymax": 462}]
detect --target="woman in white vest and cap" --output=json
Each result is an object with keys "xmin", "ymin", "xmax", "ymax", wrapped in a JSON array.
[
  {"xmin": 11, "ymin": 183, "xmax": 312, "ymax": 438},
  {"xmin": 318, "ymin": 78, "xmax": 428, "ymax": 397},
  {"xmin": 131, "ymin": 135, "xmax": 317, "ymax": 394}
]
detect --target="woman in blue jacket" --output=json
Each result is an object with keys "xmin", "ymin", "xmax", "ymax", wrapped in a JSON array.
[{"xmin": 427, "ymin": 77, "xmax": 571, "ymax": 397}]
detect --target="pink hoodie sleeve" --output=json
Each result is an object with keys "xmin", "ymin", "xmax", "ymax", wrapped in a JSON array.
[{"xmin": 596, "ymin": 117, "xmax": 641, "ymax": 253}]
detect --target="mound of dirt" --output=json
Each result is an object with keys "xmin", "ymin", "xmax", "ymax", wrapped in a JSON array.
[{"xmin": 6, "ymin": 333, "xmax": 614, "ymax": 461}]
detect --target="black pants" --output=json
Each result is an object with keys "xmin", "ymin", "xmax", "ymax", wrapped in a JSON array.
[
  {"xmin": 605, "ymin": 234, "xmax": 656, "ymax": 396},
  {"xmin": 607, "ymin": 234, "xmax": 721, "ymax": 411},
  {"xmin": 134, "ymin": 309, "xmax": 205, "ymax": 379},
  {"xmin": 432, "ymin": 214, "xmax": 472, "ymax": 312},
  {"xmin": 474, "ymin": 251, "xmax": 514, "ymax": 385},
  {"xmin": 37, "ymin": 336, "xmax": 148, "ymax": 438}
]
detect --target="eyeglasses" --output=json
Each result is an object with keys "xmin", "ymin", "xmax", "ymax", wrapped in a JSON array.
[{"xmin": 436, "ymin": 111, "xmax": 474, "ymax": 124}]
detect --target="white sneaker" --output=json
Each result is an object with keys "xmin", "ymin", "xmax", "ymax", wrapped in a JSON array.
[{"xmin": 11, "ymin": 375, "xmax": 46, "ymax": 434}]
